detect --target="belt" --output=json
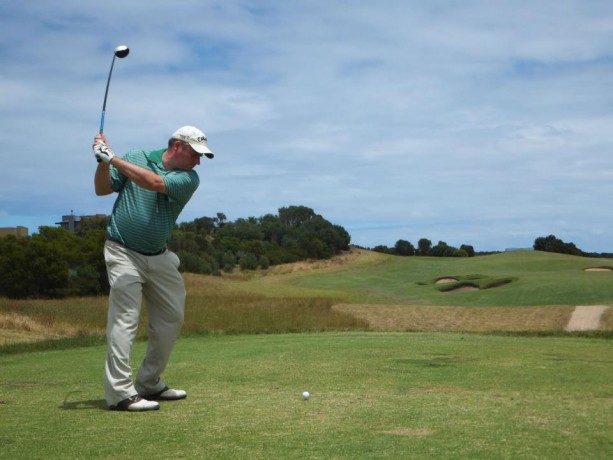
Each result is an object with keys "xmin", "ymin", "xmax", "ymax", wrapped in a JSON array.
[{"xmin": 106, "ymin": 236, "xmax": 167, "ymax": 256}]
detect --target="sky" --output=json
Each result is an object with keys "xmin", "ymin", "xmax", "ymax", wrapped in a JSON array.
[{"xmin": 1, "ymin": 1, "xmax": 613, "ymax": 252}]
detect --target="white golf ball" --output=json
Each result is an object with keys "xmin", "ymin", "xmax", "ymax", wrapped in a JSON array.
[{"xmin": 302, "ymin": 391, "xmax": 310, "ymax": 400}]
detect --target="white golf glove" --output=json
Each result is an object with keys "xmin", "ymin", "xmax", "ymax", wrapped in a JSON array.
[{"xmin": 93, "ymin": 141, "xmax": 115, "ymax": 163}]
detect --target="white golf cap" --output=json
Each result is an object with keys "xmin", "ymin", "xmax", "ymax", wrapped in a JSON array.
[{"xmin": 172, "ymin": 126, "xmax": 214, "ymax": 159}]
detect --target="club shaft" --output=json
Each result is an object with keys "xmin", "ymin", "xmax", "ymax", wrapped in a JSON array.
[{"xmin": 99, "ymin": 55, "xmax": 117, "ymax": 134}]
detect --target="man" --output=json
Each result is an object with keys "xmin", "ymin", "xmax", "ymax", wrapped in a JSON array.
[{"xmin": 93, "ymin": 126, "xmax": 214, "ymax": 411}]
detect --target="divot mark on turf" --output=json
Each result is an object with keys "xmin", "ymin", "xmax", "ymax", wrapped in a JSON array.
[{"xmin": 565, "ymin": 305, "xmax": 610, "ymax": 331}]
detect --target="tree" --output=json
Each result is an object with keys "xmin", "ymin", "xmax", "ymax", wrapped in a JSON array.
[
  {"xmin": 460, "ymin": 244, "xmax": 475, "ymax": 257},
  {"xmin": 0, "ymin": 236, "xmax": 30, "ymax": 298},
  {"xmin": 302, "ymin": 215, "xmax": 350, "ymax": 255},
  {"xmin": 430, "ymin": 241, "xmax": 468, "ymax": 258},
  {"xmin": 394, "ymin": 239, "xmax": 415, "ymax": 256},
  {"xmin": 167, "ymin": 207, "xmax": 351, "ymax": 274},
  {"xmin": 214, "ymin": 212, "xmax": 227, "ymax": 228},
  {"xmin": 193, "ymin": 216, "xmax": 217, "ymax": 235},
  {"xmin": 77, "ymin": 215, "xmax": 108, "ymax": 235},
  {"xmin": 217, "ymin": 218, "xmax": 264, "ymax": 241},
  {"xmin": 258, "ymin": 255, "xmax": 270, "ymax": 269},
  {"xmin": 27, "ymin": 238, "xmax": 69, "ymax": 297},
  {"xmin": 372, "ymin": 245, "xmax": 393, "ymax": 254},
  {"xmin": 534, "ymin": 235, "xmax": 582, "ymax": 256},
  {"xmin": 259, "ymin": 214, "xmax": 285, "ymax": 245},
  {"xmin": 430, "ymin": 241, "xmax": 450, "ymax": 257},
  {"xmin": 417, "ymin": 238, "xmax": 432, "ymax": 256},
  {"xmin": 278, "ymin": 205, "xmax": 316, "ymax": 227},
  {"xmin": 221, "ymin": 252, "xmax": 236, "ymax": 272},
  {"xmin": 239, "ymin": 252, "xmax": 259, "ymax": 270},
  {"xmin": 331, "ymin": 224, "xmax": 351, "ymax": 251}
]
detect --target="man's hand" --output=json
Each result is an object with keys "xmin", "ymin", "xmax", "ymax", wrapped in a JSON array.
[{"xmin": 93, "ymin": 141, "xmax": 115, "ymax": 163}]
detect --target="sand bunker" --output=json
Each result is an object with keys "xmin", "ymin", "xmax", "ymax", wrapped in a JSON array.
[
  {"xmin": 585, "ymin": 267, "xmax": 612, "ymax": 272},
  {"xmin": 435, "ymin": 278, "xmax": 458, "ymax": 284}
]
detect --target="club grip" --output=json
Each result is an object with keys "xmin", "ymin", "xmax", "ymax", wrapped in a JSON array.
[{"xmin": 97, "ymin": 113, "xmax": 104, "ymax": 162}]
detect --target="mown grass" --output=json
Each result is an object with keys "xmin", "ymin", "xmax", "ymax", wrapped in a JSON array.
[
  {"xmin": 279, "ymin": 250, "xmax": 613, "ymax": 307},
  {"xmin": 1, "ymin": 333, "xmax": 611, "ymax": 459}
]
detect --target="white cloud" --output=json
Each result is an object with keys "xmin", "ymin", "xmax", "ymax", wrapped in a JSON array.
[{"xmin": 2, "ymin": 1, "xmax": 613, "ymax": 252}]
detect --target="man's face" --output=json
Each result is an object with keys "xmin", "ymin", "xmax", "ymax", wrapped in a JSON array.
[{"xmin": 176, "ymin": 141, "xmax": 202, "ymax": 170}]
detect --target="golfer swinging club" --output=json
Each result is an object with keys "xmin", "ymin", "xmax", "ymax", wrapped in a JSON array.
[{"xmin": 93, "ymin": 126, "xmax": 214, "ymax": 411}]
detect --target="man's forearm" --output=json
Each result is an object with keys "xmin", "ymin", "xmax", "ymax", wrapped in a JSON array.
[
  {"xmin": 106, "ymin": 157, "xmax": 166, "ymax": 193},
  {"xmin": 95, "ymin": 162, "xmax": 113, "ymax": 196}
]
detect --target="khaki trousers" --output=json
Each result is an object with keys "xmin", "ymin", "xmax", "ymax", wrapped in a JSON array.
[{"xmin": 103, "ymin": 240, "xmax": 185, "ymax": 406}]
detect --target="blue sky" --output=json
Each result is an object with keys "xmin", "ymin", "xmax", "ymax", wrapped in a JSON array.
[{"xmin": 1, "ymin": 1, "xmax": 613, "ymax": 252}]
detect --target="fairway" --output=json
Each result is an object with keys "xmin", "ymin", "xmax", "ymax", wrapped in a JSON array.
[
  {"xmin": 224, "ymin": 249, "xmax": 613, "ymax": 333},
  {"xmin": 1, "ymin": 333, "xmax": 611, "ymax": 459},
  {"xmin": 279, "ymin": 250, "xmax": 613, "ymax": 307}
]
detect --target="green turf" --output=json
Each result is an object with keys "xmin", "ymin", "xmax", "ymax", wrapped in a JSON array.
[
  {"xmin": 1, "ymin": 333, "xmax": 611, "ymax": 459},
  {"xmin": 276, "ymin": 250, "xmax": 613, "ymax": 306}
]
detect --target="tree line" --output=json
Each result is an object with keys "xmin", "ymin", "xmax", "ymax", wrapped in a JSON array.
[
  {"xmin": 372, "ymin": 234, "xmax": 613, "ymax": 258},
  {"xmin": 0, "ymin": 206, "xmax": 350, "ymax": 299},
  {"xmin": 371, "ymin": 239, "xmax": 476, "ymax": 257},
  {"xmin": 533, "ymin": 234, "xmax": 613, "ymax": 258},
  {"xmin": 0, "ymin": 225, "xmax": 107, "ymax": 299}
]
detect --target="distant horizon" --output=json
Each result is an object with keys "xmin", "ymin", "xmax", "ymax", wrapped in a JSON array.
[{"xmin": 4, "ymin": 210, "xmax": 612, "ymax": 255}]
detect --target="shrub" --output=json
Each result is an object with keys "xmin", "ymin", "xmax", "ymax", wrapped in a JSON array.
[{"xmin": 239, "ymin": 253, "xmax": 259, "ymax": 270}]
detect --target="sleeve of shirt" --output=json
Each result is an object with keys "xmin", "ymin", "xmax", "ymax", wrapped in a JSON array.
[
  {"xmin": 109, "ymin": 150, "xmax": 144, "ymax": 193},
  {"xmin": 162, "ymin": 170, "xmax": 200, "ymax": 205},
  {"xmin": 109, "ymin": 161, "xmax": 128, "ymax": 192}
]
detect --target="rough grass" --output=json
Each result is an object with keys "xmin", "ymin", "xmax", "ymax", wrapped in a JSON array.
[
  {"xmin": 333, "ymin": 304, "xmax": 573, "ymax": 332},
  {"xmin": 0, "ymin": 272, "xmax": 367, "ymax": 348},
  {"xmin": 182, "ymin": 273, "xmax": 367, "ymax": 334},
  {"xmin": 0, "ymin": 297, "xmax": 107, "ymax": 344}
]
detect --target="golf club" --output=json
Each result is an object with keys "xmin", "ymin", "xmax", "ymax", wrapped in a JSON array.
[{"xmin": 99, "ymin": 45, "xmax": 130, "ymax": 134}]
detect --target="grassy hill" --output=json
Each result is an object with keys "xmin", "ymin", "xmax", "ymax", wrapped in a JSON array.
[
  {"xmin": 243, "ymin": 249, "xmax": 613, "ymax": 307},
  {"xmin": 1, "ymin": 249, "xmax": 612, "ymax": 348},
  {"xmin": 224, "ymin": 248, "xmax": 613, "ymax": 333}
]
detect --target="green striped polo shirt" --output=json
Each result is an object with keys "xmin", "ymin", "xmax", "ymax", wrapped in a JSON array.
[{"xmin": 106, "ymin": 148, "xmax": 200, "ymax": 253}]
